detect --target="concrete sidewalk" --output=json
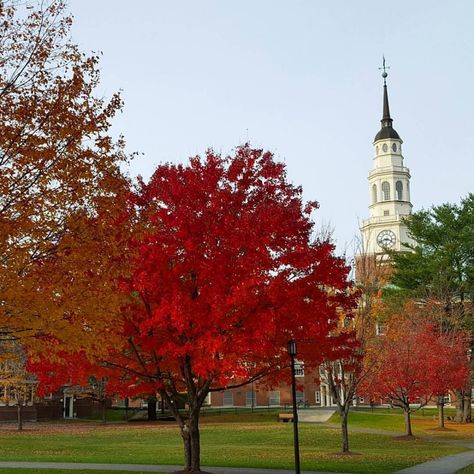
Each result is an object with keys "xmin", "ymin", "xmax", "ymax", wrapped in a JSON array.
[
  {"xmin": 394, "ymin": 449, "xmax": 474, "ymax": 473},
  {"xmin": 298, "ymin": 409, "xmax": 335, "ymax": 423},
  {"xmin": 0, "ymin": 461, "xmax": 342, "ymax": 473}
]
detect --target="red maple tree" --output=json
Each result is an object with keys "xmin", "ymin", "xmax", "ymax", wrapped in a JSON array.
[
  {"xmin": 361, "ymin": 311, "xmax": 469, "ymax": 437},
  {"xmin": 429, "ymin": 329, "xmax": 470, "ymax": 429},
  {"xmin": 103, "ymin": 145, "xmax": 355, "ymax": 472}
]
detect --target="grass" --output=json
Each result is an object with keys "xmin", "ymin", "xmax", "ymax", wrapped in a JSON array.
[
  {"xmin": 457, "ymin": 465, "xmax": 474, "ymax": 473},
  {"xmin": 0, "ymin": 471, "xmax": 167, "ymax": 474},
  {"xmin": 85, "ymin": 406, "xmax": 284, "ymax": 422},
  {"xmin": 0, "ymin": 410, "xmax": 467, "ymax": 474},
  {"xmin": 329, "ymin": 407, "xmax": 474, "ymax": 439}
]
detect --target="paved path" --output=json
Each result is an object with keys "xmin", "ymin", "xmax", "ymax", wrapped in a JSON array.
[
  {"xmin": 323, "ymin": 422, "xmax": 403, "ymax": 436},
  {"xmin": 394, "ymin": 448, "xmax": 474, "ymax": 473},
  {"xmin": 0, "ymin": 461, "xmax": 341, "ymax": 473},
  {"xmin": 298, "ymin": 409, "xmax": 335, "ymax": 423}
]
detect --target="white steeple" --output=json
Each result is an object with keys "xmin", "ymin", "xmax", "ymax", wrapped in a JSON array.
[{"xmin": 360, "ymin": 64, "xmax": 415, "ymax": 255}]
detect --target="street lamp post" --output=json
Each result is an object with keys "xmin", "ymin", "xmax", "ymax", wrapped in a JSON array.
[{"xmin": 288, "ymin": 339, "xmax": 301, "ymax": 474}]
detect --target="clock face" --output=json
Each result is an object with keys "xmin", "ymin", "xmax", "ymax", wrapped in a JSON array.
[{"xmin": 377, "ymin": 230, "xmax": 396, "ymax": 249}]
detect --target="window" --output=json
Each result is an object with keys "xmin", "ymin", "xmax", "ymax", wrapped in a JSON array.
[
  {"xmin": 382, "ymin": 181, "xmax": 390, "ymax": 201},
  {"xmin": 376, "ymin": 323, "xmax": 386, "ymax": 336},
  {"xmin": 359, "ymin": 397, "xmax": 365, "ymax": 404},
  {"xmin": 372, "ymin": 184, "xmax": 377, "ymax": 204},
  {"xmin": 315, "ymin": 391, "xmax": 321, "ymax": 404},
  {"xmin": 392, "ymin": 143, "xmax": 397, "ymax": 152},
  {"xmin": 245, "ymin": 391, "xmax": 256, "ymax": 407},
  {"xmin": 384, "ymin": 210, "xmax": 389, "ymax": 216},
  {"xmin": 269, "ymin": 391, "xmax": 280, "ymax": 406},
  {"xmin": 223, "ymin": 391, "xmax": 233, "ymax": 406},
  {"xmin": 396, "ymin": 180, "xmax": 403, "ymax": 200},
  {"xmin": 296, "ymin": 391, "xmax": 304, "ymax": 404},
  {"xmin": 295, "ymin": 361, "xmax": 304, "ymax": 377}
]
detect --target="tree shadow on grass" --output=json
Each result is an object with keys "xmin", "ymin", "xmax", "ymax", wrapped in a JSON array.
[{"xmin": 427, "ymin": 427, "xmax": 457, "ymax": 432}]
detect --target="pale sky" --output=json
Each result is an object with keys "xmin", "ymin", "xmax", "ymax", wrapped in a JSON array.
[{"xmin": 68, "ymin": 0, "xmax": 474, "ymax": 255}]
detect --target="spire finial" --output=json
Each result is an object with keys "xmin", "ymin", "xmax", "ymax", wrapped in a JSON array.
[
  {"xmin": 379, "ymin": 55, "xmax": 390, "ymax": 85},
  {"xmin": 373, "ymin": 57, "xmax": 401, "ymax": 142}
]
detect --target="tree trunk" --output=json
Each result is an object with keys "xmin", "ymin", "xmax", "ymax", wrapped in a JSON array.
[
  {"xmin": 17, "ymin": 403, "xmax": 23, "ymax": 431},
  {"xmin": 340, "ymin": 408, "xmax": 349, "ymax": 452},
  {"xmin": 437, "ymin": 397, "xmax": 445, "ymax": 429},
  {"xmin": 164, "ymin": 390, "xmax": 194, "ymax": 471},
  {"xmin": 178, "ymin": 412, "xmax": 202, "ymax": 471},
  {"xmin": 463, "ymin": 391, "xmax": 472, "ymax": 423},
  {"xmin": 147, "ymin": 396, "xmax": 157, "ymax": 421},
  {"xmin": 160, "ymin": 359, "xmax": 210, "ymax": 472},
  {"xmin": 455, "ymin": 389, "xmax": 465, "ymax": 423},
  {"xmin": 101, "ymin": 398, "xmax": 106, "ymax": 424},
  {"xmin": 181, "ymin": 425, "xmax": 192, "ymax": 471},
  {"xmin": 403, "ymin": 408, "xmax": 413, "ymax": 436},
  {"xmin": 467, "ymin": 333, "xmax": 474, "ymax": 423},
  {"xmin": 189, "ymin": 412, "xmax": 201, "ymax": 471}
]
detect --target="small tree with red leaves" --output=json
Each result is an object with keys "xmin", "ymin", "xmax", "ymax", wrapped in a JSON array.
[
  {"xmin": 362, "ymin": 307, "xmax": 469, "ymax": 437},
  {"xmin": 429, "ymin": 329, "xmax": 470, "ymax": 429}
]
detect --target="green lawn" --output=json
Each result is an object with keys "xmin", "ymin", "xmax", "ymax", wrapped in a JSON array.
[
  {"xmin": 330, "ymin": 410, "xmax": 407, "ymax": 432},
  {"xmin": 0, "ymin": 411, "xmax": 467, "ymax": 474},
  {"xmin": 0, "ymin": 471, "xmax": 165, "ymax": 474},
  {"xmin": 329, "ymin": 407, "xmax": 474, "ymax": 439},
  {"xmin": 457, "ymin": 466, "xmax": 474, "ymax": 473}
]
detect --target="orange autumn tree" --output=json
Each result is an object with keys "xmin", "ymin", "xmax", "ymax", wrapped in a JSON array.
[
  {"xmin": 0, "ymin": 339, "xmax": 36, "ymax": 431},
  {"xmin": 0, "ymin": 0, "xmax": 128, "ymax": 357},
  {"xmin": 319, "ymin": 251, "xmax": 392, "ymax": 454}
]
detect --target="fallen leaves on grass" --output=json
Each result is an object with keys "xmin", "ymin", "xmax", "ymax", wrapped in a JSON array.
[{"xmin": 0, "ymin": 421, "xmax": 180, "ymax": 435}]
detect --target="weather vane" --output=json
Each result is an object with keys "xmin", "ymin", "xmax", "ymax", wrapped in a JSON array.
[{"xmin": 379, "ymin": 56, "xmax": 390, "ymax": 85}]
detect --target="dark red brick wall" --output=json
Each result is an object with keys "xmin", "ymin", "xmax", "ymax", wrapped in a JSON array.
[{"xmin": 0, "ymin": 406, "xmax": 37, "ymax": 422}]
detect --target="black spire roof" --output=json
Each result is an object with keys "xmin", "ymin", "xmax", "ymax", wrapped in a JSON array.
[{"xmin": 374, "ymin": 74, "xmax": 400, "ymax": 142}]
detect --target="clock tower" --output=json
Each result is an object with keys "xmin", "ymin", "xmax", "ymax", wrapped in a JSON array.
[{"xmin": 360, "ymin": 67, "xmax": 415, "ymax": 255}]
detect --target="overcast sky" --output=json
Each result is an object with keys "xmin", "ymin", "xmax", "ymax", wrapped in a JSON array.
[{"xmin": 68, "ymin": 0, "xmax": 474, "ymax": 255}]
